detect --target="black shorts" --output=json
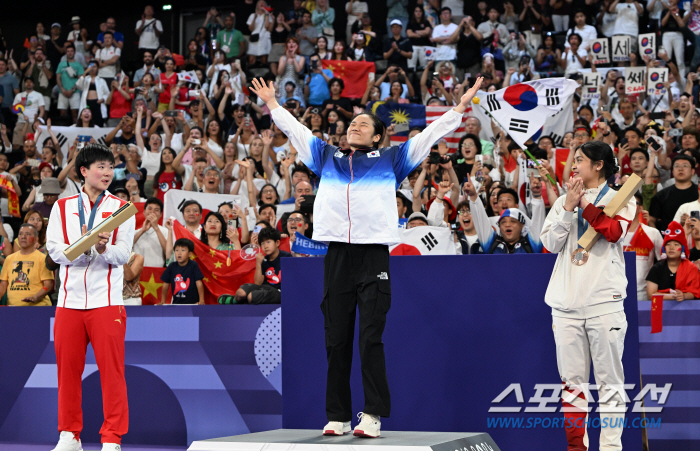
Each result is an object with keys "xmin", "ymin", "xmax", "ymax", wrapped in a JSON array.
[{"xmin": 239, "ymin": 283, "xmax": 281, "ymax": 304}]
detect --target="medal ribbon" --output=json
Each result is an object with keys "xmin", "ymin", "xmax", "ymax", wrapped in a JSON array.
[
  {"xmin": 577, "ymin": 184, "xmax": 609, "ymax": 241},
  {"xmin": 78, "ymin": 191, "xmax": 106, "ymax": 232}
]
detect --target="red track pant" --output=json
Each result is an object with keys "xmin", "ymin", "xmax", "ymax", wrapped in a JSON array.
[{"xmin": 54, "ymin": 306, "xmax": 129, "ymax": 444}]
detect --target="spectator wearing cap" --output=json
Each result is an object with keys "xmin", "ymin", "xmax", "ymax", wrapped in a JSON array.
[
  {"xmin": 304, "ymin": 53, "xmax": 333, "ymax": 107},
  {"xmin": 465, "ymin": 177, "xmax": 544, "ymax": 254},
  {"xmin": 431, "ymin": 7, "xmax": 459, "ymax": 61},
  {"xmin": 112, "ymin": 186, "xmax": 129, "ymax": 202},
  {"xmin": 406, "ymin": 211, "xmax": 429, "ymax": 228},
  {"xmin": 386, "ymin": 0, "xmax": 409, "ymax": 38},
  {"xmin": 24, "ymin": 47, "xmax": 53, "ymax": 118},
  {"xmin": 66, "ymin": 16, "xmax": 90, "ymax": 64},
  {"xmin": 45, "ymin": 23, "xmax": 66, "ymax": 71},
  {"xmin": 646, "ymin": 220, "xmax": 700, "ymax": 301},
  {"xmin": 455, "ymin": 200, "xmax": 483, "ymax": 254},
  {"xmin": 383, "ymin": 20, "xmax": 413, "ymax": 72},
  {"xmin": 31, "ymin": 177, "xmax": 61, "ymax": 219},
  {"xmin": 649, "ymin": 154, "xmax": 699, "ymax": 231}
]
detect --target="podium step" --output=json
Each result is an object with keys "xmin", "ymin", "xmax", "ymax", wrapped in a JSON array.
[{"xmin": 188, "ymin": 429, "xmax": 501, "ymax": 451}]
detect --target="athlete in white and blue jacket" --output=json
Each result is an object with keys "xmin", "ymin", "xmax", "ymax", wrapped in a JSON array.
[{"xmin": 251, "ymin": 77, "xmax": 483, "ymax": 438}]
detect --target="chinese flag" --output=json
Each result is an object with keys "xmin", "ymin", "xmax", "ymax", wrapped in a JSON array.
[
  {"xmin": 139, "ymin": 267, "xmax": 168, "ymax": 305},
  {"xmin": 173, "ymin": 221, "xmax": 257, "ymax": 304},
  {"xmin": 651, "ymin": 294, "xmax": 664, "ymax": 333},
  {"xmin": 553, "ymin": 148, "xmax": 569, "ymax": 184},
  {"xmin": 321, "ymin": 60, "xmax": 376, "ymax": 98}
]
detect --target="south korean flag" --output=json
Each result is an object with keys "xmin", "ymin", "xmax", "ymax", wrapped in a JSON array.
[{"xmin": 474, "ymin": 78, "xmax": 577, "ymax": 149}]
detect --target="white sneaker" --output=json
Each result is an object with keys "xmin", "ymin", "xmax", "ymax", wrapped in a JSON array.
[
  {"xmin": 51, "ymin": 431, "xmax": 83, "ymax": 451},
  {"xmin": 353, "ymin": 412, "xmax": 381, "ymax": 438},
  {"xmin": 323, "ymin": 420, "xmax": 351, "ymax": 436},
  {"xmin": 101, "ymin": 444, "xmax": 121, "ymax": 451}
]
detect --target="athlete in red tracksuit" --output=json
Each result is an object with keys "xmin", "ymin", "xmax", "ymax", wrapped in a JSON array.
[{"xmin": 46, "ymin": 145, "xmax": 135, "ymax": 451}]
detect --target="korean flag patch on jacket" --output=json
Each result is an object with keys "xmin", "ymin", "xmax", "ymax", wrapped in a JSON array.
[{"xmin": 368, "ymin": 150, "xmax": 380, "ymax": 158}]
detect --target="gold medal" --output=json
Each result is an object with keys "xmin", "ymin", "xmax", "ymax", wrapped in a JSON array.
[{"xmin": 571, "ymin": 248, "xmax": 589, "ymax": 266}]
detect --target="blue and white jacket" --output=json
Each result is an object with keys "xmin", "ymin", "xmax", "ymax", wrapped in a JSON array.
[{"xmin": 271, "ymin": 107, "xmax": 464, "ymax": 245}]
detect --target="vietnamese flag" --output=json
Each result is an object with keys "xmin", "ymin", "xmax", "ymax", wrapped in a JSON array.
[
  {"xmin": 139, "ymin": 267, "xmax": 168, "ymax": 305},
  {"xmin": 651, "ymin": 294, "xmax": 664, "ymax": 333},
  {"xmin": 322, "ymin": 60, "xmax": 375, "ymax": 98},
  {"xmin": 553, "ymin": 148, "xmax": 569, "ymax": 184}
]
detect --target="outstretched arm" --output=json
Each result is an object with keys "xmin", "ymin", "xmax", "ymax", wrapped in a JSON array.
[{"xmin": 250, "ymin": 78, "xmax": 327, "ymax": 177}]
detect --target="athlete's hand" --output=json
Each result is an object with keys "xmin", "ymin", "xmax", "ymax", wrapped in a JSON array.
[
  {"xmin": 250, "ymin": 77, "xmax": 276, "ymax": 105},
  {"xmin": 95, "ymin": 232, "xmax": 110, "ymax": 254},
  {"xmin": 564, "ymin": 177, "xmax": 584, "ymax": 212},
  {"xmin": 456, "ymin": 76, "xmax": 483, "ymax": 112}
]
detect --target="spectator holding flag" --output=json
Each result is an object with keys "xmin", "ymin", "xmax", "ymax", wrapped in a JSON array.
[{"xmin": 249, "ymin": 75, "xmax": 482, "ymax": 439}]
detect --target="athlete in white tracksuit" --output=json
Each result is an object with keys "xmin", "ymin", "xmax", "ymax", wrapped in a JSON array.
[{"xmin": 540, "ymin": 141, "xmax": 636, "ymax": 451}]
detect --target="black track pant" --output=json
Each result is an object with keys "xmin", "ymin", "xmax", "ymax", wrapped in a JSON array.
[{"xmin": 322, "ymin": 241, "xmax": 391, "ymax": 422}]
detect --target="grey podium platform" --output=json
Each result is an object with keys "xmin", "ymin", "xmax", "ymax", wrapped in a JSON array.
[{"xmin": 187, "ymin": 429, "xmax": 500, "ymax": 451}]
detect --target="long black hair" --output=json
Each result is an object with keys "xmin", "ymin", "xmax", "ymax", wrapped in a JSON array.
[
  {"xmin": 578, "ymin": 141, "xmax": 619, "ymax": 180},
  {"xmin": 153, "ymin": 147, "xmax": 181, "ymax": 187},
  {"xmin": 200, "ymin": 211, "xmax": 230, "ymax": 246},
  {"xmin": 349, "ymin": 113, "xmax": 386, "ymax": 149}
]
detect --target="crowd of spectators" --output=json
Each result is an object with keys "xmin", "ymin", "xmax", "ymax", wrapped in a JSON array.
[{"xmin": 2, "ymin": 0, "xmax": 700, "ymax": 305}]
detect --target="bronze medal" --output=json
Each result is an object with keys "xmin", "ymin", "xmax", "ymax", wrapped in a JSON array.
[{"xmin": 571, "ymin": 248, "xmax": 589, "ymax": 266}]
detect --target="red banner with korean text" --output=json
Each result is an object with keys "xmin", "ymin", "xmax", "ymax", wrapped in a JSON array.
[{"xmin": 321, "ymin": 60, "xmax": 376, "ymax": 98}]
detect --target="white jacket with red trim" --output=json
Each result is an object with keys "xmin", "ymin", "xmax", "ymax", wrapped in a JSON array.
[
  {"xmin": 47, "ymin": 190, "xmax": 135, "ymax": 309},
  {"xmin": 540, "ymin": 182, "xmax": 636, "ymax": 320}
]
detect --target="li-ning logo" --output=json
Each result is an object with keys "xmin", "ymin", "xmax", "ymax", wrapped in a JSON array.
[
  {"xmin": 421, "ymin": 232, "xmax": 438, "ymax": 251},
  {"xmin": 377, "ymin": 272, "xmax": 388, "ymax": 280}
]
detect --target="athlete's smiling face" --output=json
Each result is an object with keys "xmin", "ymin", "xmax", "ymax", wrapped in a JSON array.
[{"xmin": 347, "ymin": 114, "xmax": 381, "ymax": 149}]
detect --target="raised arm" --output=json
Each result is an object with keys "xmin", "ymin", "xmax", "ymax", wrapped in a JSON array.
[{"xmin": 465, "ymin": 180, "xmax": 497, "ymax": 252}]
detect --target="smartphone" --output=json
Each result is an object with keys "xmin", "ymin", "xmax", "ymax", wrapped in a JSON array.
[
  {"xmin": 527, "ymin": 168, "xmax": 540, "ymax": 179},
  {"xmin": 192, "ymin": 139, "xmax": 201, "ymax": 145},
  {"xmin": 329, "ymin": 123, "xmax": 337, "ymax": 135},
  {"xmin": 649, "ymin": 112, "xmax": 665, "ymax": 120},
  {"xmin": 164, "ymin": 110, "xmax": 178, "ymax": 117},
  {"xmin": 600, "ymin": 105, "xmax": 608, "ymax": 112},
  {"xmin": 310, "ymin": 59, "xmax": 318, "ymax": 70},
  {"xmin": 227, "ymin": 219, "xmax": 236, "ymax": 229},
  {"xmin": 393, "ymin": 122, "xmax": 409, "ymax": 133},
  {"xmin": 692, "ymin": 211, "xmax": 700, "ymax": 220},
  {"xmin": 253, "ymin": 225, "xmax": 263, "ymax": 234},
  {"xmin": 300, "ymin": 195, "xmax": 316, "ymax": 214},
  {"xmin": 244, "ymin": 114, "xmax": 251, "ymax": 126},
  {"xmin": 188, "ymin": 90, "xmax": 200, "ymax": 98},
  {"xmin": 475, "ymin": 155, "xmax": 483, "ymax": 165},
  {"xmin": 646, "ymin": 137, "xmax": 661, "ymax": 151}
]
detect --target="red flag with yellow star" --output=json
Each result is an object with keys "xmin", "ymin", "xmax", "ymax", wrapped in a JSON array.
[
  {"xmin": 0, "ymin": 175, "xmax": 20, "ymax": 218},
  {"xmin": 139, "ymin": 267, "xmax": 168, "ymax": 305},
  {"xmin": 321, "ymin": 60, "xmax": 376, "ymax": 98},
  {"xmin": 173, "ymin": 221, "xmax": 258, "ymax": 304}
]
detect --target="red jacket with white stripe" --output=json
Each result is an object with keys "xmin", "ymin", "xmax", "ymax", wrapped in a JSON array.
[{"xmin": 47, "ymin": 190, "xmax": 135, "ymax": 309}]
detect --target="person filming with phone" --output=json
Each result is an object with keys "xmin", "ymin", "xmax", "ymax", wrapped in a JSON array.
[{"xmin": 250, "ymin": 75, "xmax": 482, "ymax": 438}]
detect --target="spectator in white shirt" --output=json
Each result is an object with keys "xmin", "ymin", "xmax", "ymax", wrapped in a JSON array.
[
  {"xmin": 610, "ymin": 0, "xmax": 643, "ymax": 51},
  {"xmin": 430, "ymin": 7, "xmax": 459, "ymax": 61},
  {"xmin": 345, "ymin": 0, "xmax": 369, "ymax": 44},
  {"xmin": 561, "ymin": 33, "xmax": 588, "ymax": 77},
  {"xmin": 133, "ymin": 197, "xmax": 169, "ymax": 267},
  {"xmin": 565, "ymin": 10, "xmax": 598, "ymax": 50},
  {"xmin": 95, "ymin": 31, "xmax": 121, "ymax": 86},
  {"xmin": 135, "ymin": 5, "xmax": 163, "ymax": 56}
]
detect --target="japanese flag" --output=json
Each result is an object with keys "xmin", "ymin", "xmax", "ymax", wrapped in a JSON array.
[{"xmin": 474, "ymin": 78, "xmax": 578, "ymax": 149}]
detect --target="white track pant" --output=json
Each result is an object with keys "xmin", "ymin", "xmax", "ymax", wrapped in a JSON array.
[{"xmin": 553, "ymin": 311, "xmax": 628, "ymax": 451}]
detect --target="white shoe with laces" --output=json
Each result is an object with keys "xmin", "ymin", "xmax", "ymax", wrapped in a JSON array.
[
  {"xmin": 353, "ymin": 412, "xmax": 381, "ymax": 438},
  {"xmin": 323, "ymin": 420, "xmax": 351, "ymax": 436},
  {"xmin": 101, "ymin": 444, "xmax": 121, "ymax": 451},
  {"xmin": 51, "ymin": 431, "xmax": 83, "ymax": 451}
]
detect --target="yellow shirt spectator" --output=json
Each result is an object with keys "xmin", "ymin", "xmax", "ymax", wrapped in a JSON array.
[{"xmin": 0, "ymin": 249, "xmax": 54, "ymax": 306}]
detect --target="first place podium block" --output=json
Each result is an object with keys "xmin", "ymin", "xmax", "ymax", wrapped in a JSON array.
[{"xmin": 188, "ymin": 429, "xmax": 501, "ymax": 451}]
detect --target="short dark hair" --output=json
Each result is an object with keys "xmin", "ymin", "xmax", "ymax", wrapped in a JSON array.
[
  {"xmin": 624, "ymin": 126, "xmax": 643, "ymax": 138},
  {"xmin": 75, "ymin": 144, "xmax": 115, "ymax": 182},
  {"xmin": 103, "ymin": 31, "xmax": 114, "ymax": 38},
  {"xmin": 328, "ymin": 77, "xmax": 345, "ymax": 91},
  {"xmin": 396, "ymin": 191, "xmax": 410, "ymax": 208},
  {"xmin": 145, "ymin": 197, "xmax": 164, "ymax": 212},
  {"xmin": 19, "ymin": 223, "xmax": 38, "ymax": 236},
  {"xmin": 440, "ymin": 6, "xmax": 452, "ymax": 13},
  {"xmin": 65, "ymin": 43, "xmax": 75, "ymax": 51},
  {"xmin": 458, "ymin": 134, "xmax": 482, "ymax": 155},
  {"xmin": 629, "ymin": 148, "xmax": 649, "ymax": 162},
  {"xmin": 259, "ymin": 203, "xmax": 277, "ymax": 215},
  {"xmin": 350, "ymin": 113, "xmax": 386, "ymax": 149},
  {"xmin": 291, "ymin": 165, "xmax": 312, "ymax": 180},
  {"xmin": 568, "ymin": 32, "xmax": 582, "ymax": 44},
  {"xmin": 258, "ymin": 226, "xmax": 282, "ymax": 244},
  {"xmin": 288, "ymin": 210, "xmax": 307, "ymax": 224},
  {"xmin": 174, "ymin": 238, "xmax": 195, "ymax": 253},
  {"xmin": 179, "ymin": 199, "xmax": 202, "ymax": 214},
  {"xmin": 497, "ymin": 187, "xmax": 519, "ymax": 205},
  {"xmin": 673, "ymin": 153, "xmax": 697, "ymax": 169}
]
